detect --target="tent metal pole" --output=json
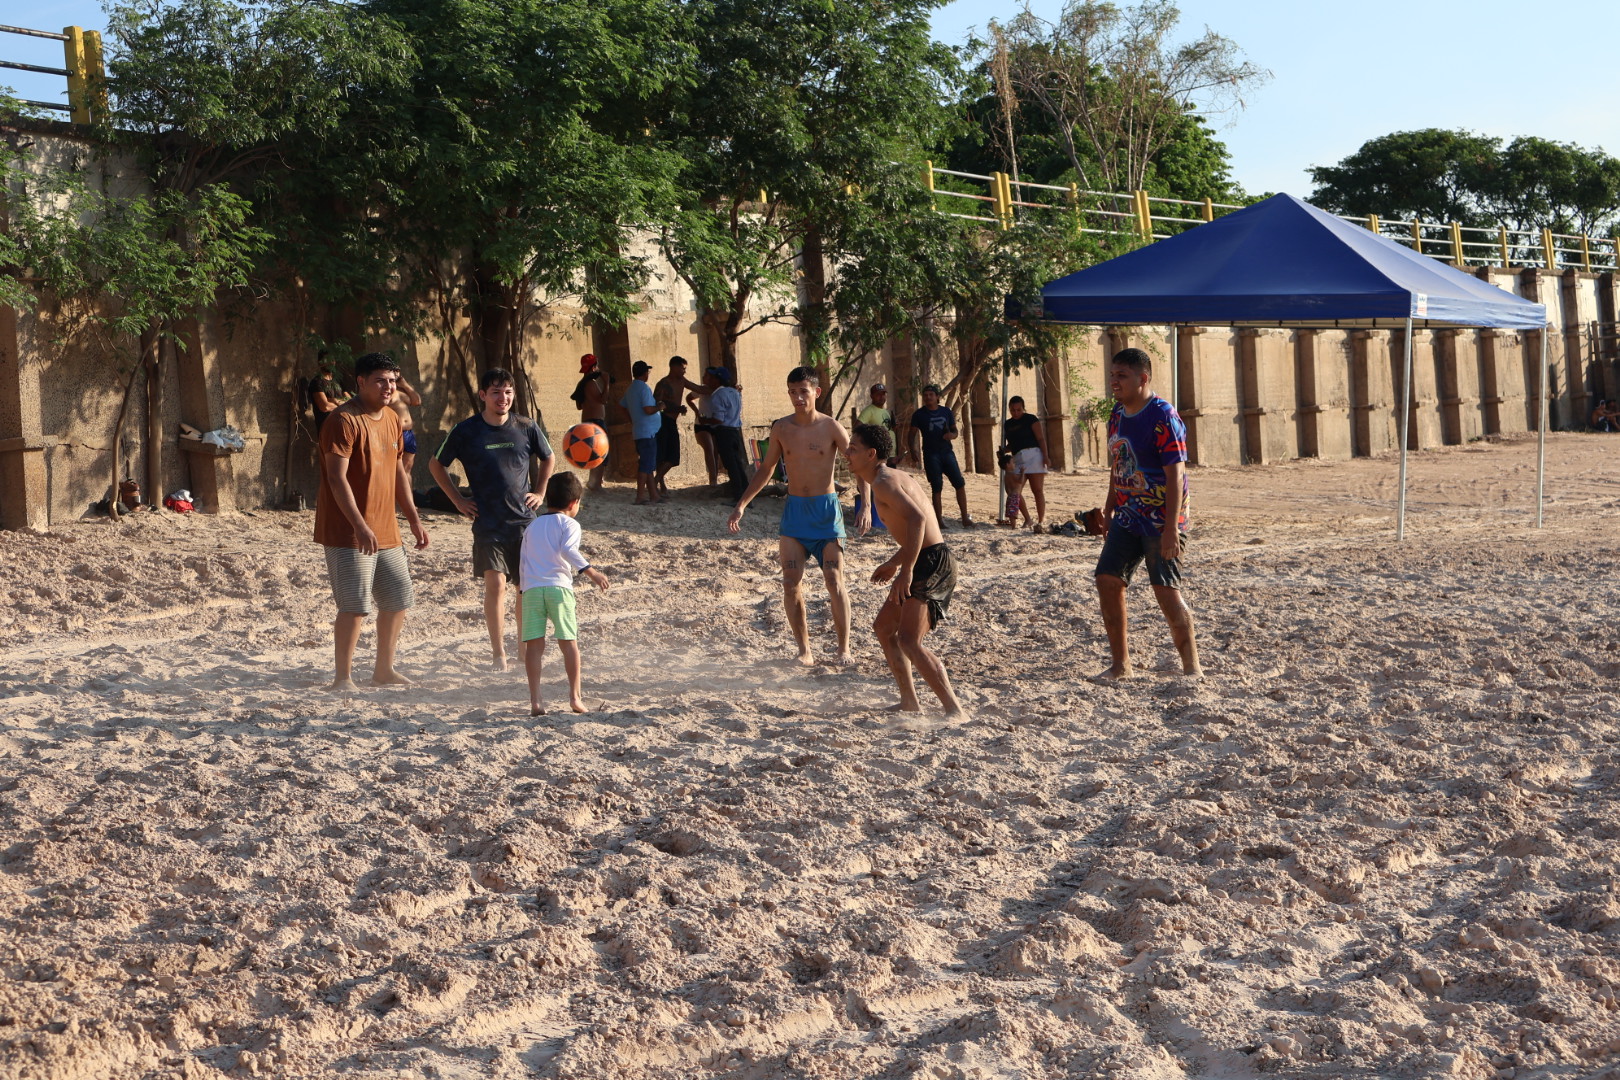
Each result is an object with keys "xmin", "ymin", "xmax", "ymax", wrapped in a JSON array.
[
  {"xmin": 1537, "ymin": 324, "xmax": 1548, "ymax": 528},
  {"xmin": 1397, "ymin": 317, "xmax": 1413, "ymax": 541}
]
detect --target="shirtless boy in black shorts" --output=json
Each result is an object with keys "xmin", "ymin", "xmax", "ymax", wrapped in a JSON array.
[{"xmin": 845, "ymin": 423, "xmax": 965, "ymax": 718}]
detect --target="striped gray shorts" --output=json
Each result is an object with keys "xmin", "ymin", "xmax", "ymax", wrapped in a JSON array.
[{"xmin": 323, "ymin": 545, "xmax": 415, "ymax": 615}]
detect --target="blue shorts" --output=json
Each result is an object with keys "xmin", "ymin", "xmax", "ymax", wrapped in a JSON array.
[
  {"xmin": 780, "ymin": 493, "xmax": 845, "ymax": 567},
  {"xmin": 634, "ymin": 436, "xmax": 658, "ymax": 475},
  {"xmin": 923, "ymin": 449, "xmax": 965, "ymax": 493},
  {"xmin": 402, "ymin": 429, "xmax": 418, "ymax": 454}
]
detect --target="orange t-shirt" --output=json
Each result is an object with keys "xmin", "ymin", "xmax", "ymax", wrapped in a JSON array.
[{"xmin": 315, "ymin": 404, "xmax": 404, "ymax": 549}]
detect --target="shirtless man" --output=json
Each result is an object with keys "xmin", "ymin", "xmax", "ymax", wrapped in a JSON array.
[
  {"xmin": 845, "ymin": 423, "xmax": 964, "ymax": 718},
  {"xmin": 388, "ymin": 373, "xmax": 424, "ymax": 476},
  {"xmin": 728, "ymin": 366, "xmax": 869, "ymax": 665},
  {"xmin": 653, "ymin": 356, "xmax": 705, "ymax": 496}
]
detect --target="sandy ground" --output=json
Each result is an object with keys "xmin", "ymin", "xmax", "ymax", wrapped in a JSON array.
[{"xmin": 3, "ymin": 432, "xmax": 1620, "ymax": 1080}]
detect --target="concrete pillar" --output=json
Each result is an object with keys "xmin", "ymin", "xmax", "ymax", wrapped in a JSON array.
[
  {"xmin": 1351, "ymin": 330, "xmax": 1397, "ymax": 457},
  {"xmin": 1520, "ymin": 269, "xmax": 1554, "ymax": 430},
  {"xmin": 1039, "ymin": 351, "xmax": 1070, "ymax": 472},
  {"xmin": 0, "ymin": 292, "xmax": 50, "ymax": 530},
  {"xmin": 1293, "ymin": 329, "xmax": 1319, "ymax": 458},
  {"xmin": 1560, "ymin": 269, "xmax": 1590, "ymax": 424},
  {"xmin": 1237, "ymin": 328, "xmax": 1292, "ymax": 464},
  {"xmin": 1178, "ymin": 327, "xmax": 1241, "ymax": 466},
  {"xmin": 1597, "ymin": 274, "xmax": 1620, "ymax": 401}
]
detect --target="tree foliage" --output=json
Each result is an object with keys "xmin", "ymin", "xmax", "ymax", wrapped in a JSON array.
[{"xmin": 1309, "ymin": 128, "xmax": 1620, "ymax": 238}]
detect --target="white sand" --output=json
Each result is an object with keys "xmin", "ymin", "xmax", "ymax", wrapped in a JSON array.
[{"xmin": 3, "ymin": 433, "xmax": 1619, "ymax": 1079}]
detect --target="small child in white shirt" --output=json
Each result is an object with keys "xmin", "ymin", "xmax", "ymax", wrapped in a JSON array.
[{"xmin": 520, "ymin": 472, "xmax": 609, "ymax": 714}]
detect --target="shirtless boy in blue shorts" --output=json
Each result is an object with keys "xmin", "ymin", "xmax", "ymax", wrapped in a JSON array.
[{"xmin": 728, "ymin": 367, "xmax": 870, "ymax": 665}]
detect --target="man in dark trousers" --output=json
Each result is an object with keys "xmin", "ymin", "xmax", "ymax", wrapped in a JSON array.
[
  {"xmin": 430, "ymin": 367, "xmax": 555, "ymax": 671},
  {"xmin": 706, "ymin": 366, "xmax": 751, "ymax": 500}
]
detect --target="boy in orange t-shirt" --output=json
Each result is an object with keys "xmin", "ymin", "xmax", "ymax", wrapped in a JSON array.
[{"xmin": 315, "ymin": 352, "xmax": 430, "ymax": 690}]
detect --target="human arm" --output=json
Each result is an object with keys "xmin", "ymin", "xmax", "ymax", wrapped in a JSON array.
[
  {"xmin": 580, "ymin": 566, "xmax": 609, "ymax": 593},
  {"xmin": 323, "ymin": 450, "xmax": 379, "ymax": 554},
  {"xmin": 1033, "ymin": 416, "xmax": 1051, "ymax": 469},
  {"xmin": 870, "ymin": 487, "xmax": 927, "ymax": 606},
  {"xmin": 527, "ymin": 425, "xmax": 554, "ymax": 511},
  {"xmin": 396, "ymin": 458, "xmax": 429, "ymax": 550},
  {"xmin": 1159, "ymin": 460, "xmax": 1185, "ymax": 561},
  {"xmin": 728, "ymin": 426, "xmax": 783, "ymax": 533},
  {"xmin": 396, "ymin": 378, "xmax": 422, "ymax": 408},
  {"xmin": 942, "ymin": 409, "xmax": 958, "ymax": 442},
  {"xmin": 833, "ymin": 422, "xmax": 871, "ymax": 537}
]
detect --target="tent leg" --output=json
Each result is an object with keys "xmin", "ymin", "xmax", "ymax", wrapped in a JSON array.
[
  {"xmin": 1537, "ymin": 325, "xmax": 1547, "ymax": 528},
  {"xmin": 1397, "ymin": 317, "xmax": 1413, "ymax": 541}
]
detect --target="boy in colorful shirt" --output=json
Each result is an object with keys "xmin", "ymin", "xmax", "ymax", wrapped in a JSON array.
[
  {"xmin": 1093, "ymin": 348, "xmax": 1201, "ymax": 679},
  {"xmin": 520, "ymin": 472, "xmax": 609, "ymax": 715}
]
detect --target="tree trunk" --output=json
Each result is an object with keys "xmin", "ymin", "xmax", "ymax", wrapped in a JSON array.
[
  {"xmin": 144, "ymin": 326, "xmax": 165, "ymax": 507},
  {"xmin": 108, "ymin": 329, "xmax": 157, "ymax": 520}
]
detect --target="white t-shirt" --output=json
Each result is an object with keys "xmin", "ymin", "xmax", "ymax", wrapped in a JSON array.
[{"xmin": 520, "ymin": 513, "xmax": 589, "ymax": 590}]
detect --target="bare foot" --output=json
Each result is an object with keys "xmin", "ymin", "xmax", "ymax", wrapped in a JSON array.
[
  {"xmin": 794, "ymin": 651, "xmax": 816, "ymax": 666},
  {"xmin": 961, "ymin": 517, "xmax": 975, "ymax": 528},
  {"xmin": 1181, "ymin": 666, "xmax": 1205, "ymax": 680},
  {"xmin": 1093, "ymin": 665, "xmax": 1133, "ymax": 681},
  {"xmin": 492, "ymin": 654, "xmax": 509, "ymax": 673},
  {"xmin": 830, "ymin": 652, "xmax": 856, "ymax": 668},
  {"xmin": 371, "ymin": 670, "xmax": 414, "ymax": 686},
  {"xmin": 569, "ymin": 697, "xmax": 588, "ymax": 714},
  {"xmin": 531, "ymin": 703, "xmax": 546, "ymax": 716},
  {"xmin": 942, "ymin": 702, "xmax": 970, "ymax": 720},
  {"xmin": 327, "ymin": 677, "xmax": 358, "ymax": 692},
  {"xmin": 885, "ymin": 700, "xmax": 923, "ymax": 713}
]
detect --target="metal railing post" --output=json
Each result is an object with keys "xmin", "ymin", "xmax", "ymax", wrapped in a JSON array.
[
  {"xmin": 1366, "ymin": 213, "xmax": 1380, "ymax": 235},
  {"xmin": 1581, "ymin": 235, "xmax": 1592, "ymax": 272},
  {"xmin": 1500, "ymin": 225, "xmax": 1509, "ymax": 267},
  {"xmin": 1134, "ymin": 190, "xmax": 1151, "ymax": 241},
  {"xmin": 1542, "ymin": 228, "xmax": 1557, "ymax": 269},
  {"xmin": 1410, "ymin": 218, "xmax": 1422, "ymax": 253},
  {"xmin": 63, "ymin": 25, "xmax": 91, "ymax": 124},
  {"xmin": 1068, "ymin": 182, "xmax": 1079, "ymax": 234},
  {"xmin": 1450, "ymin": 221, "xmax": 1464, "ymax": 265},
  {"xmin": 924, "ymin": 160, "xmax": 935, "ymax": 210},
  {"xmin": 1201, "ymin": 197, "xmax": 1214, "ymax": 222}
]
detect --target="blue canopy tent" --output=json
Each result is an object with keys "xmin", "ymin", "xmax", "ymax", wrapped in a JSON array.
[{"xmin": 1039, "ymin": 193, "xmax": 1550, "ymax": 537}]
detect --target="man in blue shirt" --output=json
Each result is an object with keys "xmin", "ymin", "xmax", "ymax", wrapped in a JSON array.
[
  {"xmin": 620, "ymin": 361, "xmax": 664, "ymax": 504},
  {"xmin": 1093, "ymin": 347, "xmax": 1200, "ymax": 680},
  {"xmin": 429, "ymin": 368, "xmax": 554, "ymax": 670},
  {"xmin": 907, "ymin": 384, "xmax": 973, "ymax": 529}
]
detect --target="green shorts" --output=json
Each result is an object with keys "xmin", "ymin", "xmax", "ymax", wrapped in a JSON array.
[{"xmin": 521, "ymin": 586, "xmax": 578, "ymax": 641}]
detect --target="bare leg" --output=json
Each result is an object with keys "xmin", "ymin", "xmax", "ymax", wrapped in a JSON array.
[
  {"xmin": 402, "ymin": 451, "xmax": 416, "ymax": 478},
  {"xmin": 778, "ymin": 538, "xmax": 814, "ymax": 665},
  {"xmin": 372, "ymin": 609, "xmax": 413, "ymax": 685},
  {"xmin": 525, "ymin": 636, "xmax": 547, "ymax": 715},
  {"xmin": 820, "ymin": 543, "xmax": 852, "ymax": 663},
  {"xmin": 587, "ymin": 445, "xmax": 606, "ymax": 491},
  {"xmin": 896, "ymin": 598, "xmax": 963, "ymax": 717},
  {"xmin": 695, "ymin": 429, "xmax": 718, "ymax": 485},
  {"xmin": 1152, "ymin": 584, "xmax": 1202, "ymax": 676},
  {"xmin": 874, "ymin": 598, "xmax": 921, "ymax": 711},
  {"xmin": 1029, "ymin": 473, "xmax": 1046, "ymax": 526},
  {"xmin": 483, "ymin": 571, "xmax": 510, "ymax": 670},
  {"xmin": 930, "ymin": 487, "xmax": 944, "ymax": 526},
  {"xmin": 330, "ymin": 612, "xmax": 363, "ymax": 691},
  {"xmin": 1095, "ymin": 573, "xmax": 1131, "ymax": 678},
  {"xmin": 955, "ymin": 484, "xmax": 973, "ymax": 527},
  {"xmin": 556, "ymin": 639, "xmax": 586, "ymax": 712},
  {"xmin": 655, "ymin": 462, "xmax": 672, "ymax": 496}
]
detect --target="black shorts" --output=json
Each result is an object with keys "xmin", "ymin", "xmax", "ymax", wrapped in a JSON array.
[
  {"xmin": 923, "ymin": 449, "xmax": 965, "ymax": 492},
  {"xmin": 472, "ymin": 533, "xmax": 523, "ymax": 582},
  {"xmin": 909, "ymin": 542, "xmax": 958, "ymax": 628},
  {"xmin": 1094, "ymin": 521, "xmax": 1185, "ymax": 589},
  {"xmin": 657, "ymin": 413, "xmax": 681, "ymax": 466}
]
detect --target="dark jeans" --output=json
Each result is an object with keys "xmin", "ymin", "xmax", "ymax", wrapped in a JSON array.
[{"xmin": 712, "ymin": 425, "xmax": 751, "ymax": 499}]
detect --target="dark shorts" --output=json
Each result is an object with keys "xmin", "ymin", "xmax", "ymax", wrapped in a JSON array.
[
  {"xmin": 634, "ymin": 437, "xmax": 658, "ymax": 475},
  {"xmin": 402, "ymin": 429, "xmax": 418, "ymax": 455},
  {"xmin": 1095, "ymin": 521, "xmax": 1185, "ymax": 589},
  {"xmin": 909, "ymin": 542, "xmax": 957, "ymax": 628},
  {"xmin": 923, "ymin": 449, "xmax": 965, "ymax": 492},
  {"xmin": 693, "ymin": 421, "xmax": 717, "ymax": 437},
  {"xmin": 657, "ymin": 412, "xmax": 681, "ymax": 467},
  {"xmin": 473, "ymin": 533, "xmax": 523, "ymax": 582}
]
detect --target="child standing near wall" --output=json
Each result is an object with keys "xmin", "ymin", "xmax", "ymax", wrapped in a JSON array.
[{"xmin": 520, "ymin": 473, "xmax": 609, "ymax": 715}]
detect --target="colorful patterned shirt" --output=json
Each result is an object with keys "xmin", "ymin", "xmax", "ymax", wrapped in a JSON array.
[{"xmin": 1107, "ymin": 395, "xmax": 1189, "ymax": 536}]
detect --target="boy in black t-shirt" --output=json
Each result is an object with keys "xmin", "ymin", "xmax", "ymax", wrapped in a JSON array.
[
  {"xmin": 907, "ymin": 384, "xmax": 973, "ymax": 529},
  {"xmin": 429, "ymin": 368, "xmax": 555, "ymax": 671}
]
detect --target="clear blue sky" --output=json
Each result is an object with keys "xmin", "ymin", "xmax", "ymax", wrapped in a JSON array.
[{"xmin": 8, "ymin": 0, "xmax": 1620, "ymax": 198}]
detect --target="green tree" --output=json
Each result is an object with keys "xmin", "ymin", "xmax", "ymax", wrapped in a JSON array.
[
  {"xmin": 1486, "ymin": 136, "xmax": 1620, "ymax": 238},
  {"xmin": 655, "ymin": 0, "xmax": 963, "ymax": 382},
  {"xmin": 276, "ymin": 0, "xmax": 691, "ymax": 415},
  {"xmin": 1307, "ymin": 128, "xmax": 1501, "ymax": 225}
]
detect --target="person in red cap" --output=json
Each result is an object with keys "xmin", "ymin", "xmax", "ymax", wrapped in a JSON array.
[{"xmin": 570, "ymin": 353, "xmax": 611, "ymax": 490}]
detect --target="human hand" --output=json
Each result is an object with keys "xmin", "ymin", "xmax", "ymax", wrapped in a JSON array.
[
  {"xmin": 355, "ymin": 524, "xmax": 379, "ymax": 555},
  {"xmin": 727, "ymin": 507, "xmax": 744, "ymax": 534},
  {"xmin": 871, "ymin": 559, "xmax": 898, "ymax": 585},
  {"xmin": 454, "ymin": 495, "xmax": 478, "ymax": 520},
  {"xmin": 1042, "ymin": 457, "xmax": 1051, "ymax": 470},
  {"xmin": 522, "ymin": 491, "xmax": 545, "ymax": 511},
  {"xmin": 1159, "ymin": 529, "xmax": 1181, "ymax": 562},
  {"xmin": 889, "ymin": 568, "xmax": 912, "ymax": 608},
  {"xmin": 586, "ymin": 568, "xmax": 610, "ymax": 593},
  {"xmin": 855, "ymin": 502, "xmax": 871, "ymax": 538},
  {"xmin": 411, "ymin": 520, "xmax": 430, "ymax": 550}
]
